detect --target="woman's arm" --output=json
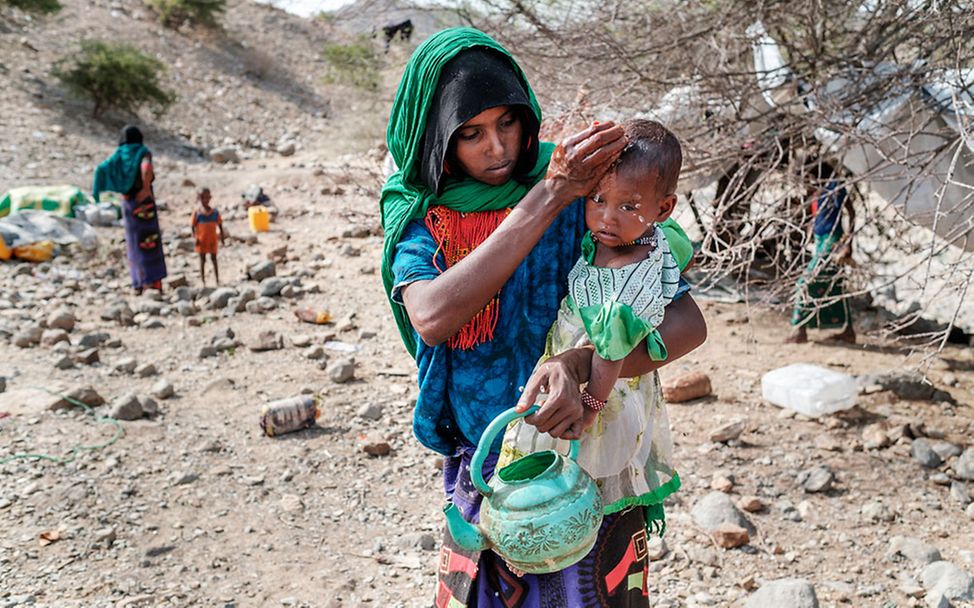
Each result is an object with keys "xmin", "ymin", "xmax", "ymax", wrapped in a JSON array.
[
  {"xmin": 401, "ymin": 122, "xmax": 626, "ymax": 346},
  {"xmin": 136, "ymin": 158, "xmax": 154, "ymax": 203},
  {"xmin": 516, "ymin": 294, "xmax": 708, "ymax": 438}
]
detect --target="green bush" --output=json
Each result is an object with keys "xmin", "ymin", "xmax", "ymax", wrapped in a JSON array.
[
  {"xmin": 53, "ymin": 40, "xmax": 176, "ymax": 117},
  {"xmin": 323, "ymin": 37, "xmax": 380, "ymax": 90},
  {"xmin": 3, "ymin": 0, "xmax": 61, "ymax": 14},
  {"xmin": 146, "ymin": 0, "xmax": 224, "ymax": 28}
]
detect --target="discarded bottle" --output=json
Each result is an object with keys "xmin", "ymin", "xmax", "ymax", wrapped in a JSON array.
[
  {"xmin": 259, "ymin": 395, "xmax": 320, "ymax": 437},
  {"xmin": 294, "ymin": 307, "xmax": 332, "ymax": 325},
  {"xmin": 761, "ymin": 363, "xmax": 857, "ymax": 417}
]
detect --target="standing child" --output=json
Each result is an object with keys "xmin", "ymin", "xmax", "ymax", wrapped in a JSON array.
[
  {"xmin": 502, "ymin": 119, "xmax": 693, "ymax": 534},
  {"xmin": 190, "ymin": 188, "xmax": 226, "ymax": 285}
]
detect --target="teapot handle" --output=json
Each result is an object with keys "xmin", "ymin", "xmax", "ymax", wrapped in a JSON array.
[{"xmin": 471, "ymin": 404, "xmax": 581, "ymax": 497}]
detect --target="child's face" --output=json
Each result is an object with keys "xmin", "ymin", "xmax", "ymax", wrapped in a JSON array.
[
  {"xmin": 199, "ymin": 192, "xmax": 212, "ymax": 207},
  {"xmin": 585, "ymin": 166, "xmax": 676, "ymax": 247},
  {"xmin": 452, "ymin": 105, "xmax": 523, "ymax": 186}
]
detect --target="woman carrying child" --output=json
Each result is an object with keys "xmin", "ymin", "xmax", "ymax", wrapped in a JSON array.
[{"xmin": 381, "ymin": 28, "xmax": 707, "ymax": 607}]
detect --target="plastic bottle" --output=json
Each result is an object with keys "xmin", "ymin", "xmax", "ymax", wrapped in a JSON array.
[
  {"xmin": 761, "ymin": 363, "xmax": 857, "ymax": 417},
  {"xmin": 259, "ymin": 395, "xmax": 320, "ymax": 437}
]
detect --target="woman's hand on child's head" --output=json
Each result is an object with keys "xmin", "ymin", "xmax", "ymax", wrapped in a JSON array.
[{"xmin": 546, "ymin": 121, "xmax": 626, "ymax": 202}]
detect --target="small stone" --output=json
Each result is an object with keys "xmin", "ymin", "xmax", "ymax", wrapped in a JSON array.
[
  {"xmin": 709, "ymin": 419, "xmax": 746, "ymax": 443},
  {"xmin": 744, "ymin": 578, "xmax": 820, "ymax": 608},
  {"xmin": 13, "ymin": 326, "xmax": 43, "ymax": 347},
  {"xmin": 138, "ymin": 395, "xmax": 159, "ymax": 416},
  {"xmin": 418, "ymin": 533, "xmax": 437, "ymax": 551},
  {"xmin": 135, "ymin": 363, "xmax": 158, "ymax": 378},
  {"xmin": 954, "ymin": 448, "xmax": 974, "ymax": 481},
  {"xmin": 357, "ymin": 402, "xmax": 383, "ymax": 421},
  {"xmin": 290, "ymin": 334, "xmax": 312, "ymax": 348},
  {"xmin": 173, "ymin": 472, "xmax": 199, "ymax": 486},
  {"xmin": 691, "ymin": 491, "xmax": 755, "ymax": 534},
  {"xmin": 711, "ymin": 473, "xmax": 734, "ymax": 493},
  {"xmin": 813, "ymin": 434, "xmax": 842, "ymax": 451},
  {"xmin": 93, "ymin": 527, "xmax": 116, "ymax": 548},
  {"xmin": 921, "ymin": 561, "xmax": 974, "ymax": 603},
  {"xmin": 46, "ymin": 310, "xmax": 76, "ymax": 331},
  {"xmin": 41, "ymin": 328, "xmax": 70, "ymax": 346},
  {"xmin": 327, "ymin": 358, "xmax": 356, "ymax": 383},
  {"xmin": 862, "ymin": 423, "xmax": 891, "ymax": 449},
  {"xmin": 797, "ymin": 465, "xmax": 834, "ymax": 493},
  {"xmin": 661, "ymin": 371, "xmax": 712, "ymax": 403},
  {"xmin": 712, "ymin": 522, "xmax": 750, "ymax": 549},
  {"xmin": 75, "ymin": 348, "xmax": 100, "ymax": 365},
  {"xmin": 259, "ymin": 277, "xmax": 288, "ymax": 297},
  {"xmin": 247, "ymin": 260, "xmax": 276, "ymax": 282},
  {"xmin": 77, "ymin": 332, "xmax": 110, "ymax": 348},
  {"xmin": 210, "ymin": 146, "xmax": 240, "ymax": 164},
  {"xmin": 861, "ymin": 500, "xmax": 895, "ymax": 522},
  {"xmin": 913, "ymin": 438, "xmax": 944, "ymax": 468},
  {"xmin": 208, "ymin": 288, "xmax": 238, "ymax": 310},
  {"xmin": 198, "ymin": 345, "xmax": 217, "ymax": 359},
  {"xmin": 930, "ymin": 441, "xmax": 962, "ymax": 460},
  {"xmin": 305, "ymin": 346, "xmax": 326, "ymax": 361},
  {"xmin": 250, "ymin": 331, "xmax": 283, "ymax": 352},
  {"xmin": 151, "ymin": 378, "xmax": 175, "ymax": 400},
  {"xmin": 890, "ymin": 536, "xmax": 943, "ymax": 566},
  {"xmin": 362, "ymin": 440, "xmax": 391, "ymax": 457},
  {"xmin": 280, "ymin": 284, "xmax": 297, "ymax": 298},
  {"xmin": 113, "ymin": 357, "xmax": 138, "ymax": 374},
  {"xmin": 177, "ymin": 301, "xmax": 197, "ymax": 317},
  {"xmin": 738, "ymin": 496, "xmax": 767, "ymax": 513},
  {"xmin": 109, "ymin": 393, "xmax": 143, "ymax": 420},
  {"xmin": 950, "ymin": 482, "xmax": 971, "ymax": 507},
  {"xmin": 53, "ymin": 355, "xmax": 75, "ymax": 370}
]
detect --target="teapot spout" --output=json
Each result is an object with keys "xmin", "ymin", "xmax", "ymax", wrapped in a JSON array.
[{"xmin": 443, "ymin": 502, "xmax": 489, "ymax": 552}]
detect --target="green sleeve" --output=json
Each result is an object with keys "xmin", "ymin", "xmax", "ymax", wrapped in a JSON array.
[
  {"xmin": 660, "ymin": 218, "xmax": 692, "ymax": 271},
  {"xmin": 572, "ymin": 298, "xmax": 668, "ymax": 362}
]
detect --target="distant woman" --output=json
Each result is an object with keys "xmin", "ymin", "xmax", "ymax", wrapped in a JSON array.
[{"xmin": 93, "ymin": 126, "xmax": 167, "ymax": 294}]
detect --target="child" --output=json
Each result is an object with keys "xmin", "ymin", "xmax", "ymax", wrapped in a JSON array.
[
  {"xmin": 500, "ymin": 119, "xmax": 690, "ymax": 531},
  {"xmin": 190, "ymin": 188, "xmax": 226, "ymax": 285}
]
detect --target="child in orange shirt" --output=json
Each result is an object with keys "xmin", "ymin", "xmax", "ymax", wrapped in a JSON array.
[{"xmin": 190, "ymin": 187, "xmax": 227, "ymax": 285}]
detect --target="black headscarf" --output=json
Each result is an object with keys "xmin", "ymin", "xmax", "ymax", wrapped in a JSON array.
[
  {"xmin": 119, "ymin": 125, "xmax": 144, "ymax": 146},
  {"xmin": 419, "ymin": 48, "xmax": 540, "ymax": 196}
]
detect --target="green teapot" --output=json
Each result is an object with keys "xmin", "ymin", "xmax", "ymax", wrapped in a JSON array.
[{"xmin": 443, "ymin": 405, "xmax": 603, "ymax": 574}]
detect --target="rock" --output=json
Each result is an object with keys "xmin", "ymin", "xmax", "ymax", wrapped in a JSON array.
[
  {"xmin": 75, "ymin": 348, "xmax": 100, "ymax": 365},
  {"xmin": 208, "ymin": 288, "xmax": 238, "ymax": 310},
  {"xmin": 102, "ymin": 302, "xmax": 135, "ymax": 326},
  {"xmin": 691, "ymin": 491, "xmax": 755, "ymax": 534},
  {"xmin": 210, "ymin": 146, "xmax": 240, "ymax": 164},
  {"xmin": 744, "ymin": 579, "xmax": 819, "ymax": 608},
  {"xmin": 151, "ymin": 379, "xmax": 175, "ymax": 400},
  {"xmin": 862, "ymin": 423, "xmax": 891, "ymax": 449},
  {"xmin": 290, "ymin": 334, "xmax": 312, "ymax": 348},
  {"xmin": 41, "ymin": 328, "xmax": 70, "ymax": 346},
  {"xmin": 259, "ymin": 277, "xmax": 288, "ymax": 297},
  {"xmin": 712, "ymin": 522, "xmax": 750, "ymax": 549},
  {"xmin": 861, "ymin": 500, "xmax": 895, "ymax": 523},
  {"xmin": 912, "ymin": 438, "xmax": 944, "ymax": 468},
  {"xmin": 954, "ymin": 448, "xmax": 974, "ymax": 481},
  {"xmin": 361, "ymin": 438, "xmax": 391, "ymax": 457},
  {"xmin": 890, "ymin": 536, "xmax": 943, "ymax": 565},
  {"xmin": 93, "ymin": 527, "xmax": 116, "ymax": 548},
  {"xmin": 305, "ymin": 346, "xmax": 326, "ymax": 361},
  {"xmin": 0, "ymin": 377, "xmax": 5, "ymax": 394},
  {"xmin": 280, "ymin": 284, "xmax": 298, "ymax": 298},
  {"xmin": 327, "ymin": 358, "xmax": 356, "ymax": 383},
  {"xmin": 257, "ymin": 296, "xmax": 277, "ymax": 311},
  {"xmin": 661, "ymin": 371, "xmax": 712, "ymax": 403},
  {"xmin": 135, "ymin": 363, "xmax": 157, "ymax": 378},
  {"xmin": 250, "ymin": 331, "xmax": 283, "ymax": 352},
  {"xmin": 709, "ymin": 419, "xmax": 746, "ymax": 443},
  {"xmin": 198, "ymin": 345, "xmax": 217, "ymax": 359},
  {"xmin": 77, "ymin": 332, "xmax": 109, "ymax": 348},
  {"xmin": 46, "ymin": 310, "xmax": 76, "ymax": 331},
  {"xmin": 53, "ymin": 355, "xmax": 75, "ymax": 370},
  {"xmin": 13, "ymin": 325, "xmax": 43, "ymax": 348},
  {"xmin": 247, "ymin": 260, "xmax": 276, "ymax": 282},
  {"xmin": 711, "ymin": 474, "xmax": 734, "ymax": 493},
  {"xmin": 177, "ymin": 301, "xmax": 197, "ymax": 316},
  {"xmin": 813, "ymin": 434, "xmax": 842, "ymax": 451},
  {"xmin": 138, "ymin": 395, "xmax": 159, "ymax": 416},
  {"xmin": 967, "ymin": 503, "xmax": 974, "ymax": 519},
  {"xmin": 418, "ymin": 533, "xmax": 437, "ymax": 552},
  {"xmin": 168, "ymin": 275, "xmax": 189, "ymax": 289},
  {"xmin": 797, "ymin": 465, "xmax": 834, "ymax": 493},
  {"xmin": 245, "ymin": 300, "xmax": 261, "ymax": 314},
  {"xmin": 173, "ymin": 472, "xmax": 198, "ymax": 486},
  {"xmin": 357, "ymin": 402, "xmax": 383, "ymax": 421},
  {"xmin": 277, "ymin": 140, "xmax": 296, "ymax": 157},
  {"xmin": 931, "ymin": 441, "xmax": 962, "ymax": 460},
  {"xmin": 921, "ymin": 561, "xmax": 974, "ymax": 603},
  {"xmin": 856, "ymin": 371, "xmax": 948, "ymax": 401},
  {"xmin": 109, "ymin": 393, "xmax": 143, "ymax": 420},
  {"xmin": 950, "ymin": 482, "xmax": 971, "ymax": 507},
  {"xmin": 738, "ymin": 496, "xmax": 766, "ymax": 513},
  {"xmin": 113, "ymin": 357, "xmax": 138, "ymax": 374}
]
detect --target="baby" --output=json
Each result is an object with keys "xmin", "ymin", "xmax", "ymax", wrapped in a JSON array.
[{"xmin": 501, "ymin": 119, "xmax": 690, "ymax": 525}]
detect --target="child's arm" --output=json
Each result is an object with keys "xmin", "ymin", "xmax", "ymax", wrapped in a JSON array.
[
  {"xmin": 218, "ymin": 212, "xmax": 227, "ymax": 245},
  {"xmin": 585, "ymin": 353, "xmax": 624, "ymax": 404},
  {"xmin": 190, "ymin": 211, "xmax": 197, "ymax": 237}
]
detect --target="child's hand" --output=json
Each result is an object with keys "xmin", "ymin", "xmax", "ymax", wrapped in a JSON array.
[{"xmin": 546, "ymin": 121, "xmax": 626, "ymax": 201}]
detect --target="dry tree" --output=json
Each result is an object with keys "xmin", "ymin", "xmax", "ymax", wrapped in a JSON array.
[{"xmin": 440, "ymin": 0, "xmax": 974, "ymax": 346}]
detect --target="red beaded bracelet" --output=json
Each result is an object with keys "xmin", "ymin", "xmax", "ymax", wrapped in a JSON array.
[{"xmin": 581, "ymin": 389, "xmax": 606, "ymax": 412}]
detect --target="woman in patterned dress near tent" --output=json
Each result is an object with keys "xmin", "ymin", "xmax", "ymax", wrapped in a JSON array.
[{"xmin": 93, "ymin": 125, "xmax": 167, "ymax": 294}]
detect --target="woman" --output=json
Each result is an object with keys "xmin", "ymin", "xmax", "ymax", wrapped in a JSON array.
[
  {"xmin": 381, "ymin": 28, "xmax": 707, "ymax": 606},
  {"xmin": 93, "ymin": 125, "xmax": 167, "ymax": 294}
]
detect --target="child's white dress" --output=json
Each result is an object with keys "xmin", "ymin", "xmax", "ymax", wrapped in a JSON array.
[{"xmin": 498, "ymin": 224, "xmax": 682, "ymax": 520}]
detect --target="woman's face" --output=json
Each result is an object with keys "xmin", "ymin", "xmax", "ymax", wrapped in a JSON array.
[{"xmin": 451, "ymin": 105, "xmax": 523, "ymax": 186}]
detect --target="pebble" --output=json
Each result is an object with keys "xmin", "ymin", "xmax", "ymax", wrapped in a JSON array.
[
  {"xmin": 305, "ymin": 346, "xmax": 326, "ymax": 360},
  {"xmin": 46, "ymin": 310, "xmax": 76, "ymax": 331},
  {"xmin": 861, "ymin": 500, "xmax": 895, "ymax": 522},
  {"xmin": 109, "ymin": 393, "xmax": 143, "ymax": 420},
  {"xmin": 327, "ymin": 358, "xmax": 356, "ymax": 383},
  {"xmin": 890, "ymin": 536, "xmax": 942, "ymax": 565},
  {"xmin": 135, "ymin": 363, "xmax": 158, "ymax": 377},
  {"xmin": 921, "ymin": 561, "xmax": 974, "ymax": 603},
  {"xmin": 418, "ymin": 533, "xmax": 437, "ymax": 551},
  {"xmin": 930, "ymin": 441, "xmax": 963, "ymax": 460},
  {"xmin": 949, "ymin": 482, "xmax": 971, "ymax": 506},
  {"xmin": 661, "ymin": 371, "xmax": 712, "ymax": 403},
  {"xmin": 13, "ymin": 327, "xmax": 42, "ymax": 347},
  {"xmin": 954, "ymin": 448, "xmax": 974, "ymax": 481},
  {"xmin": 797, "ymin": 465, "xmax": 834, "ymax": 493},
  {"xmin": 247, "ymin": 260, "xmax": 276, "ymax": 282},
  {"xmin": 712, "ymin": 522, "xmax": 749, "ymax": 549},
  {"xmin": 357, "ymin": 402, "xmax": 383, "ymax": 421},
  {"xmin": 75, "ymin": 348, "xmax": 100, "ymax": 364},
  {"xmin": 249, "ymin": 331, "xmax": 284, "ymax": 352},
  {"xmin": 138, "ymin": 395, "xmax": 159, "ymax": 416},
  {"xmin": 151, "ymin": 378, "xmax": 175, "ymax": 400},
  {"xmin": 913, "ymin": 438, "xmax": 944, "ymax": 468},
  {"xmin": 290, "ymin": 334, "xmax": 312, "ymax": 348},
  {"xmin": 861, "ymin": 423, "xmax": 891, "ymax": 449},
  {"xmin": 208, "ymin": 288, "xmax": 238, "ymax": 310},
  {"xmin": 113, "ymin": 357, "xmax": 138, "ymax": 374},
  {"xmin": 744, "ymin": 578, "xmax": 819, "ymax": 608},
  {"xmin": 738, "ymin": 496, "xmax": 766, "ymax": 513},
  {"xmin": 691, "ymin": 491, "xmax": 755, "ymax": 534},
  {"xmin": 708, "ymin": 418, "xmax": 746, "ymax": 443},
  {"xmin": 53, "ymin": 354, "xmax": 75, "ymax": 370},
  {"xmin": 259, "ymin": 277, "xmax": 288, "ymax": 297},
  {"xmin": 40, "ymin": 328, "xmax": 70, "ymax": 346}
]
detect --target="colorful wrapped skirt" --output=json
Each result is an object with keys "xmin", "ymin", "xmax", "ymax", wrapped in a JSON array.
[
  {"xmin": 790, "ymin": 233, "xmax": 850, "ymax": 330},
  {"xmin": 122, "ymin": 195, "xmax": 167, "ymax": 290}
]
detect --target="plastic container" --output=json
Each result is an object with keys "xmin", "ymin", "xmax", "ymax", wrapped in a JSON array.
[
  {"xmin": 0, "ymin": 235, "xmax": 10, "ymax": 261},
  {"xmin": 761, "ymin": 363, "xmax": 857, "ymax": 417},
  {"xmin": 12, "ymin": 240, "xmax": 54, "ymax": 263},
  {"xmin": 248, "ymin": 205, "xmax": 270, "ymax": 233}
]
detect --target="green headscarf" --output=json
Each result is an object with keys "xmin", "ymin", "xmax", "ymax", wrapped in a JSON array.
[
  {"xmin": 92, "ymin": 143, "xmax": 150, "ymax": 203},
  {"xmin": 380, "ymin": 27, "xmax": 551, "ymax": 357}
]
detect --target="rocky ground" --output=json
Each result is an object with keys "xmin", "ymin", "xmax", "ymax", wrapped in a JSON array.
[{"xmin": 2, "ymin": 0, "xmax": 974, "ymax": 607}]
